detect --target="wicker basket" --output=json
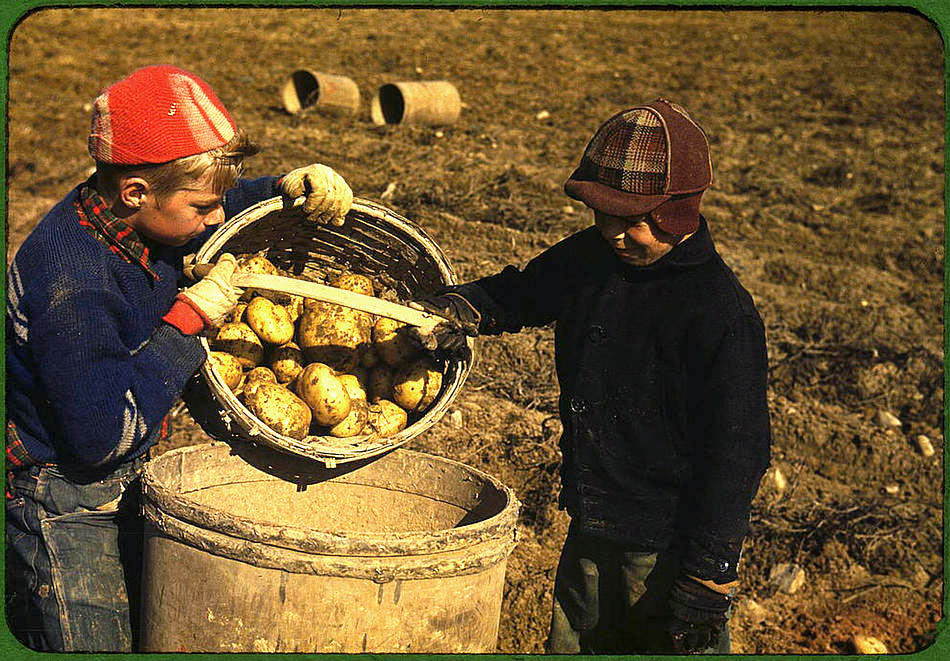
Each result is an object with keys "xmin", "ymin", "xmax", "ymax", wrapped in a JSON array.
[{"xmin": 192, "ymin": 196, "xmax": 472, "ymax": 468}]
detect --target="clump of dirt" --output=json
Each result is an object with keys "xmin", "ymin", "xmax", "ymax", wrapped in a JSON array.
[{"xmin": 6, "ymin": 7, "xmax": 943, "ymax": 655}]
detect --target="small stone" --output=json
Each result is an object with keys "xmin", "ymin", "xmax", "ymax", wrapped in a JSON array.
[
  {"xmin": 883, "ymin": 484, "xmax": 900, "ymax": 495},
  {"xmin": 916, "ymin": 435, "xmax": 935, "ymax": 457},
  {"xmin": 853, "ymin": 635, "xmax": 888, "ymax": 654},
  {"xmin": 769, "ymin": 563, "xmax": 806, "ymax": 594},
  {"xmin": 773, "ymin": 466, "xmax": 787, "ymax": 492},
  {"xmin": 742, "ymin": 598, "xmax": 767, "ymax": 623},
  {"xmin": 380, "ymin": 182, "xmax": 397, "ymax": 200},
  {"xmin": 414, "ymin": 66, "xmax": 424, "ymax": 74},
  {"xmin": 874, "ymin": 410, "xmax": 902, "ymax": 428},
  {"xmin": 860, "ymin": 299, "xmax": 870, "ymax": 307},
  {"xmin": 446, "ymin": 409, "xmax": 463, "ymax": 428},
  {"xmin": 434, "ymin": 130, "xmax": 444, "ymax": 138},
  {"xmin": 536, "ymin": 109, "xmax": 551, "ymax": 120},
  {"xmin": 563, "ymin": 204, "xmax": 575, "ymax": 214}
]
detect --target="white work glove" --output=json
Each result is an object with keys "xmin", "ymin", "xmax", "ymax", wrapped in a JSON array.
[
  {"xmin": 178, "ymin": 253, "xmax": 242, "ymax": 327},
  {"xmin": 280, "ymin": 163, "xmax": 353, "ymax": 226}
]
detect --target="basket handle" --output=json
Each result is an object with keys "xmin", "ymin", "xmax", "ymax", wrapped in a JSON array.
[{"xmin": 184, "ymin": 265, "xmax": 445, "ymax": 333}]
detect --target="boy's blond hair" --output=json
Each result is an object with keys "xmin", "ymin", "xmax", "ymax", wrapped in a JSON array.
[{"xmin": 95, "ymin": 128, "xmax": 259, "ymax": 203}]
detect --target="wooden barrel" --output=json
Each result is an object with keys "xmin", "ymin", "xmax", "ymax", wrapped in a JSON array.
[{"xmin": 139, "ymin": 442, "xmax": 520, "ymax": 653}]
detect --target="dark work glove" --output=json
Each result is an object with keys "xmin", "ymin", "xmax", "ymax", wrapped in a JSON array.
[
  {"xmin": 408, "ymin": 292, "xmax": 481, "ymax": 353},
  {"xmin": 666, "ymin": 576, "xmax": 732, "ymax": 654}
]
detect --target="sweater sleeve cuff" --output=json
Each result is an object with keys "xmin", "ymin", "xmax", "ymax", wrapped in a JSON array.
[{"xmin": 163, "ymin": 296, "xmax": 211, "ymax": 335}]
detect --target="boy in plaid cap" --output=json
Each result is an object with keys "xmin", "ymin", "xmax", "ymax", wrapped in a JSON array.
[
  {"xmin": 5, "ymin": 65, "xmax": 353, "ymax": 652},
  {"xmin": 416, "ymin": 99, "xmax": 771, "ymax": 654}
]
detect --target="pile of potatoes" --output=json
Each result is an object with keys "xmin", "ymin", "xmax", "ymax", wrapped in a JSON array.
[{"xmin": 205, "ymin": 253, "xmax": 445, "ymax": 442}]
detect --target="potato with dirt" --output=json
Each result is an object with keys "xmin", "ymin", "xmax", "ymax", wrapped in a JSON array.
[
  {"xmin": 392, "ymin": 356, "xmax": 443, "ymax": 412},
  {"xmin": 328, "ymin": 397, "xmax": 369, "ymax": 437},
  {"xmin": 373, "ymin": 316, "xmax": 420, "ymax": 366},
  {"xmin": 244, "ymin": 382, "xmax": 311, "ymax": 439},
  {"xmin": 366, "ymin": 399, "xmax": 408, "ymax": 436},
  {"xmin": 330, "ymin": 272, "xmax": 375, "ymax": 296},
  {"xmin": 295, "ymin": 362, "xmax": 352, "ymax": 426},
  {"xmin": 269, "ymin": 342, "xmax": 304, "ymax": 384},
  {"xmin": 245, "ymin": 296, "xmax": 295, "ymax": 345},
  {"xmin": 211, "ymin": 322, "xmax": 264, "ymax": 368},
  {"xmin": 338, "ymin": 373, "xmax": 368, "ymax": 402},
  {"xmin": 240, "ymin": 366, "xmax": 278, "ymax": 400},
  {"xmin": 207, "ymin": 351, "xmax": 244, "ymax": 390},
  {"xmin": 296, "ymin": 301, "xmax": 370, "ymax": 372}
]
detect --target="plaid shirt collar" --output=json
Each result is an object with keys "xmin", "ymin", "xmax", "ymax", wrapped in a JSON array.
[{"xmin": 75, "ymin": 180, "xmax": 160, "ymax": 280}]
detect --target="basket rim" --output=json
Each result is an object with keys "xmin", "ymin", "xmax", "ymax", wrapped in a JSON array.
[{"xmin": 194, "ymin": 196, "xmax": 472, "ymax": 468}]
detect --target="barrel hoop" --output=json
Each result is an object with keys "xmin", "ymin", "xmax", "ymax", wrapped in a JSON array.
[{"xmin": 144, "ymin": 502, "xmax": 518, "ymax": 580}]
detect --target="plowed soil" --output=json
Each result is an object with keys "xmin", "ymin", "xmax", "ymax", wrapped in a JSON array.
[{"xmin": 6, "ymin": 7, "xmax": 944, "ymax": 655}]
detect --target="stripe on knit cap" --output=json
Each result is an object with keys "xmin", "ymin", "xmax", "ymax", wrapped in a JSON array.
[
  {"xmin": 170, "ymin": 72, "xmax": 235, "ymax": 151},
  {"xmin": 90, "ymin": 91, "xmax": 114, "ymax": 163}
]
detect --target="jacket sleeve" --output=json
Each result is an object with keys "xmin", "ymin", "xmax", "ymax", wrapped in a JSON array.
[
  {"xmin": 29, "ymin": 284, "xmax": 206, "ymax": 467},
  {"xmin": 681, "ymin": 311, "xmax": 772, "ymax": 584},
  {"xmin": 450, "ymin": 230, "xmax": 593, "ymax": 335},
  {"xmin": 223, "ymin": 176, "xmax": 281, "ymax": 219}
]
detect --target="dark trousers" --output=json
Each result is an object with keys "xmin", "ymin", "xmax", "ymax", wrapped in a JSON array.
[
  {"xmin": 5, "ymin": 456, "xmax": 146, "ymax": 652},
  {"xmin": 546, "ymin": 524, "xmax": 732, "ymax": 654}
]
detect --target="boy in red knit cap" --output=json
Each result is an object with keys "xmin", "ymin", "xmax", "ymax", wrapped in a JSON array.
[{"xmin": 5, "ymin": 65, "xmax": 352, "ymax": 652}]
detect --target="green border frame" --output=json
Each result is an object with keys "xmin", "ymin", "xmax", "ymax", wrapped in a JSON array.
[{"xmin": 0, "ymin": 1, "xmax": 947, "ymax": 660}]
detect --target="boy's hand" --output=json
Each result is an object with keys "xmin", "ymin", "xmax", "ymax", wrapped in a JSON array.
[
  {"xmin": 280, "ymin": 163, "xmax": 353, "ymax": 226},
  {"xmin": 665, "ymin": 575, "xmax": 731, "ymax": 654},
  {"xmin": 178, "ymin": 253, "xmax": 243, "ymax": 327},
  {"xmin": 407, "ymin": 293, "xmax": 480, "ymax": 353}
]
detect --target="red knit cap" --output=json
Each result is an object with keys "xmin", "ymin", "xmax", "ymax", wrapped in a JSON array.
[{"xmin": 88, "ymin": 65, "xmax": 237, "ymax": 165}]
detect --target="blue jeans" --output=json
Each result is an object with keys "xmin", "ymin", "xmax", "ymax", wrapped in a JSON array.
[
  {"xmin": 5, "ymin": 455, "xmax": 147, "ymax": 652},
  {"xmin": 546, "ymin": 525, "xmax": 732, "ymax": 654}
]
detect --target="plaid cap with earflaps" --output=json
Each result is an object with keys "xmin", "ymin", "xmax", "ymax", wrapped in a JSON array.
[{"xmin": 564, "ymin": 98, "xmax": 713, "ymax": 235}]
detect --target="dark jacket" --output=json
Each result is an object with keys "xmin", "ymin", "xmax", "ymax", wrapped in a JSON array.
[{"xmin": 454, "ymin": 217, "xmax": 771, "ymax": 583}]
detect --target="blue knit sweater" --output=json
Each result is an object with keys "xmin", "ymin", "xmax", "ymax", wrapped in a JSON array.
[{"xmin": 6, "ymin": 176, "xmax": 278, "ymax": 468}]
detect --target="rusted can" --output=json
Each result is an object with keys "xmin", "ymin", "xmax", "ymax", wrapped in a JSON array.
[
  {"xmin": 281, "ymin": 69, "xmax": 360, "ymax": 116},
  {"xmin": 139, "ymin": 442, "xmax": 520, "ymax": 653},
  {"xmin": 370, "ymin": 81, "xmax": 461, "ymax": 126}
]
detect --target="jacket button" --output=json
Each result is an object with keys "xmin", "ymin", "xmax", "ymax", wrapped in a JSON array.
[
  {"xmin": 587, "ymin": 325, "xmax": 607, "ymax": 343},
  {"xmin": 570, "ymin": 397, "xmax": 588, "ymax": 414},
  {"xmin": 716, "ymin": 560, "xmax": 730, "ymax": 573}
]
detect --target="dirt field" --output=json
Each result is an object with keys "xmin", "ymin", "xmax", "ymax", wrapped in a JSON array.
[{"xmin": 6, "ymin": 7, "xmax": 945, "ymax": 655}]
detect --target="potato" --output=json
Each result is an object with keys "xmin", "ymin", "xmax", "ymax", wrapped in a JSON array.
[
  {"xmin": 211, "ymin": 322, "xmax": 263, "ymax": 368},
  {"xmin": 366, "ymin": 399, "xmax": 408, "ymax": 437},
  {"xmin": 245, "ymin": 296, "xmax": 295, "ymax": 345},
  {"xmin": 236, "ymin": 254, "xmax": 280, "ymax": 302},
  {"xmin": 373, "ymin": 317, "xmax": 420, "ymax": 366},
  {"xmin": 328, "ymin": 398, "xmax": 369, "ymax": 438},
  {"xmin": 330, "ymin": 273, "xmax": 375, "ymax": 296},
  {"xmin": 297, "ymin": 302, "xmax": 371, "ymax": 372},
  {"xmin": 207, "ymin": 351, "xmax": 244, "ymax": 390},
  {"xmin": 338, "ymin": 373, "xmax": 367, "ymax": 402},
  {"xmin": 853, "ymin": 635, "xmax": 888, "ymax": 654},
  {"xmin": 296, "ymin": 363, "xmax": 352, "ymax": 426},
  {"xmin": 269, "ymin": 342, "xmax": 304, "ymax": 384},
  {"xmin": 242, "ymin": 366, "xmax": 278, "ymax": 399},
  {"xmin": 366, "ymin": 365, "xmax": 395, "ymax": 403},
  {"xmin": 392, "ymin": 357, "xmax": 443, "ymax": 412},
  {"xmin": 244, "ymin": 382, "xmax": 311, "ymax": 440},
  {"xmin": 237, "ymin": 254, "xmax": 278, "ymax": 276},
  {"xmin": 229, "ymin": 302, "xmax": 248, "ymax": 324},
  {"xmin": 282, "ymin": 294, "xmax": 305, "ymax": 323}
]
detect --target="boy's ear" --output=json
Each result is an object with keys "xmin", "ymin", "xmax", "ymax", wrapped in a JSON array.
[{"xmin": 118, "ymin": 176, "xmax": 151, "ymax": 210}]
